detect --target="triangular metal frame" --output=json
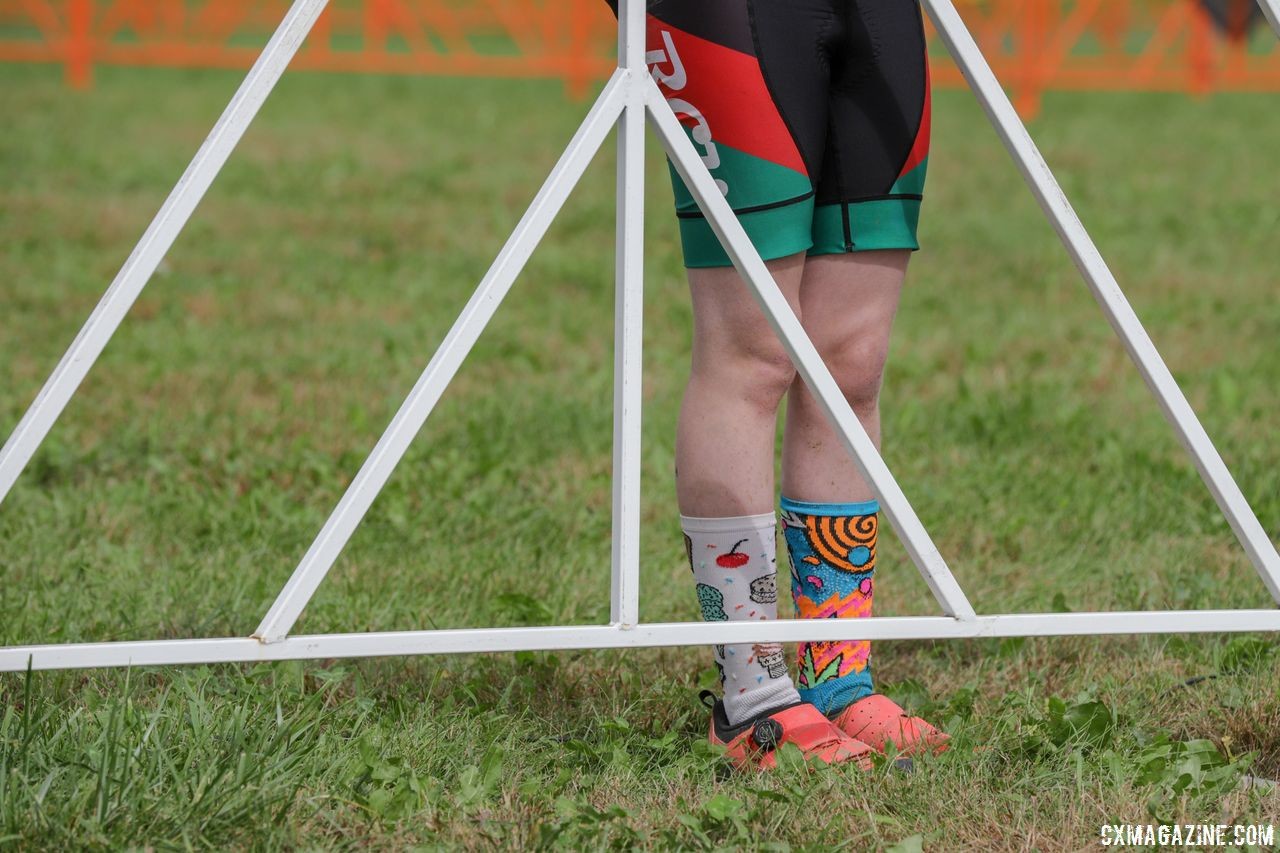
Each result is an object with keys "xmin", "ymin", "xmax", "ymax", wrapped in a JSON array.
[{"xmin": 2, "ymin": 0, "xmax": 1278, "ymax": 672}]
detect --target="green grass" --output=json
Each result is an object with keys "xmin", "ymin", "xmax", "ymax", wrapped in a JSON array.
[{"xmin": 1, "ymin": 62, "xmax": 1278, "ymax": 849}]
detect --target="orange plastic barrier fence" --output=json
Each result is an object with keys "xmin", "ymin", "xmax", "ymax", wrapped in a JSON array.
[{"xmin": 1, "ymin": 1, "xmax": 1277, "ymax": 114}]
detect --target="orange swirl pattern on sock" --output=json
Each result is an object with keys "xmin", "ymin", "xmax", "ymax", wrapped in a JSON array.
[{"xmin": 803, "ymin": 513, "xmax": 877, "ymax": 573}]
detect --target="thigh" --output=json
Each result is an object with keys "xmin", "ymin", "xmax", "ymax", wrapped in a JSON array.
[{"xmin": 810, "ymin": 0, "xmax": 930, "ymax": 255}]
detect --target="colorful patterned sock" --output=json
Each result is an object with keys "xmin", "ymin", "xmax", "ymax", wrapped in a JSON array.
[
  {"xmin": 779, "ymin": 496, "xmax": 879, "ymax": 716},
  {"xmin": 681, "ymin": 512, "xmax": 802, "ymax": 726}
]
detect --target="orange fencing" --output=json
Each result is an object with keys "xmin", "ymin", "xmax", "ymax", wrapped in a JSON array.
[{"xmin": 1, "ymin": 1, "xmax": 1277, "ymax": 113}]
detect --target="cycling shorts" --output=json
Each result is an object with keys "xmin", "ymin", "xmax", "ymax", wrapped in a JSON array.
[{"xmin": 639, "ymin": 0, "xmax": 931, "ymax": 268}]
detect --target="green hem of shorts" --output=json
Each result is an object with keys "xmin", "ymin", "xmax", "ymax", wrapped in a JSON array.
[
  {"xmin": 678, "ymin": 196, "xmax": 815, "ymax": 269},
  {"xmin": 809, "ymin": 198, "xmax": 922, "ymax": 256}
]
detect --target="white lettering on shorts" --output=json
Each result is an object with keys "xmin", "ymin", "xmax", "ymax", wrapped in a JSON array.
[{"xmin": 647, "ymin": 28, "xmax": 730, "ymax": 197}]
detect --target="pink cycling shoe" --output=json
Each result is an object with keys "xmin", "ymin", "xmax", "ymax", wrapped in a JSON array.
[{"xmin": 830, "ymin": 694, "xmax": 950, "ymax": 756}]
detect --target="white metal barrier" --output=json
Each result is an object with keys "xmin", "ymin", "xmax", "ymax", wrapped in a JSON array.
[{"xmin": 2, "ymin": 0, "xmax": 1279, "ymax": 672}]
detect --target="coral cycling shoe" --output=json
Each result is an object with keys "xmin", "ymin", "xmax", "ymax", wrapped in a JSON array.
[
  {"xmin": 830, "ymin": 693, "xmax": 950, "ymax": 757},
  {"xmin": 703, "ymin": 691, "xmax": 874, "ymax": 772}
]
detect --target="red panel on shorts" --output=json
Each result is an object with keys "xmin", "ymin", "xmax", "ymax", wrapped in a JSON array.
[
  {"xmin": 647, "ymin": 18, "xmax": 808, "ymax": 176},
  {"xmin": 898, "ymin": 64, "xmax": 931, "ymax": 178}
]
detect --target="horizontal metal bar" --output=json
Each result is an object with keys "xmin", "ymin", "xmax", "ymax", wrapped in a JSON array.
[{"xmin": 3, "ymin": 610, "xmax": 1277, "ymax": 672}]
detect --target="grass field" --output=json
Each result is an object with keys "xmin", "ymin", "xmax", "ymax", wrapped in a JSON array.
[{"xmin": 1, "ymin": 61, "xmax": 1279, "ymax": 849}]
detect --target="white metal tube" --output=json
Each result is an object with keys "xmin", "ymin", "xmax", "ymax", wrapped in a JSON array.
[
  {"xmin": 644, "ymin": 81, "xmax": 977, "ymax": 622},
  {"xmin": 1259, "ymin": 0, "xmax": 1280, "ymax": 37},
  {"xmin": 923, "ymin": 0, "xmax": 1280, "ymax": 604},
  {"xmin": 252, "ymin": 73, "xmax": 628, "ymax": 643},
  {"xmin": 0, "ymin": 0, "xmax": 329, "ymax": 509},
  {"xmin": 618, "ymin": 0, "xmax": 646, "ymax": 70},
  {"xmin": 609, "ymin": 2, "xmax": 647, "ymax": 629},
  {"xmin": 5, "ymin": 609, "xmax": 1280, "ymax": 672}
]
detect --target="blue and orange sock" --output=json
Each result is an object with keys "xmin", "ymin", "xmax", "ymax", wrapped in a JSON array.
[{"xmin": 779, "ymin": 496, "xmax": 878, "ymax": 716}]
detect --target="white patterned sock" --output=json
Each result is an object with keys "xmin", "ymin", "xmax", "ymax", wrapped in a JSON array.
[{"xmin": 681, "ymin": 512, "xmax": 802, "ymax": 726}]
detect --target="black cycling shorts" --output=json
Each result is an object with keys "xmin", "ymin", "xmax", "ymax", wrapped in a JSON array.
[{"xmin": 629, "ymin": 0, "xmax": 931, "ymax": 267}]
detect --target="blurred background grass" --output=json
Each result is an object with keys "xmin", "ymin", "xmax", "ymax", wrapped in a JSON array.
[{"xmin": 1, "ymin": 61, "xmax": 1278, "ymax": 848}]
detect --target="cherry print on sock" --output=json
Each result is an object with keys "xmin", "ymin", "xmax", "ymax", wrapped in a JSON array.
[
  {"xmin": 716, "ymin": 539, "xmax": 751, "ymax": 568},
  {"xmin": 684, "ymin": 514, "xmax": 802, "ymax": 722}
]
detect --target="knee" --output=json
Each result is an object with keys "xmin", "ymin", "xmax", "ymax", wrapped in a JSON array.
[
  {"xmin": 695, "ymin": 339, "xmax": 797, "ymax": 416},
  {"xmin": 821, "ymin": 336, "xmax": 889, "ymax": 417},
  {"xmin": 746, "ymin": 348, "xmax": 799, "ymax": 413}
]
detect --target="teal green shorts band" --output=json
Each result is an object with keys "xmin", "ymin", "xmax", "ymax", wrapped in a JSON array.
[
  {"xmin": 676, "ymin": 196, "xmax": 922, "ymax": 269},
  {"xmin": 678, "ymin": 196, "xmax": 814, "ymax": 269},
  {"xmin": 809, "ymin": 198, "xmax": 922, "ymax": 257}
]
